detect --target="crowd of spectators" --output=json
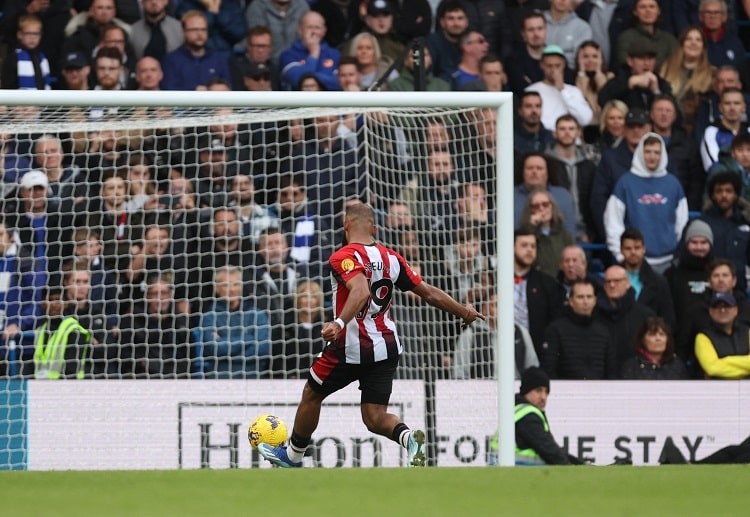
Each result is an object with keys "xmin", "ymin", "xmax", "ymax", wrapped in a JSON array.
[{"xmin": 1, "ymin": 0, "xmax": 750, "ymax": 381}]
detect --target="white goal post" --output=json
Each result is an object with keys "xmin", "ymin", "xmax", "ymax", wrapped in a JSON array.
[{"xmin": 0, "ymin": 90, "xmax": 516, "ymax": 467}]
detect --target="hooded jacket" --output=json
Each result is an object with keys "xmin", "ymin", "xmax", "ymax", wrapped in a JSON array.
[{"xmin": 603, "ymin": 133, "xmax": 689, "ymax": 262}]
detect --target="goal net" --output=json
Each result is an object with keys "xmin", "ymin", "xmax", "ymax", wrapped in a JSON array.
[{"xmin": 0, "ymin": 91, "xmax": 515, "ymax": 469}]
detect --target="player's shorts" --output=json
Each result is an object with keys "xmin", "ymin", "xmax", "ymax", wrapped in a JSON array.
[{"xmin": 307, "ymin": 346, "xmax": 400, "ymax": 405}]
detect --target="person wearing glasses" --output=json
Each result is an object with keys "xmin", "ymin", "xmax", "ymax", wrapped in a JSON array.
[
  {"xmin": 231, "ymin": 26, "xmax": 280, "ymax": 91},
  {"xmin": 519, "ymin": 188, "xmax": 575, "ymax": 278},
  {"xmin": 596, "ymin": 265, "xmax": 656, "ymax": 372}
]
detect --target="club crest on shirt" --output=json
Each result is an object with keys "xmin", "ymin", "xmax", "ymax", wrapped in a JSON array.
[{"xmin": 341, "ymin": 258, "xmax": 355, "ymax": 272}]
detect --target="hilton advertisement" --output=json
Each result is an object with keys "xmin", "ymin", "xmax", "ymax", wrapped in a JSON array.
[{"xmin": 20, "ymin": 380, "xmax": 750, "ymax": 470}]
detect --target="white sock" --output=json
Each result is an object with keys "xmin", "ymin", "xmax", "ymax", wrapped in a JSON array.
[
  {"xmin": 399, "ymin": 429, "xmax": 411, "ymax": 449},
  {"xmin": 288, "ymin": 443, "xmax": 306, "ymax": 462}
]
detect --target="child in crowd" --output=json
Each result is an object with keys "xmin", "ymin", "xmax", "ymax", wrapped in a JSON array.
[{"xmin": 1, "ymin": 15, "xmax": 51, "ymax": 90}]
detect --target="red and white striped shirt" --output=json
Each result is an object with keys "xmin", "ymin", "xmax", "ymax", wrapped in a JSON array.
[{"xmin": 329, "ymin": 242, "xmax": 422, "ymax": 364}]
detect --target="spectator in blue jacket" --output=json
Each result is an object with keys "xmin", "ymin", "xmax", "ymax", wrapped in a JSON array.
[
  {"xmin": 175, "ymin": 0, "xmax": 246, "ymax": 53},
  {"xmin": 161, "ymin": 10, "xmax": 232, "ymax": 90},
  {"xmin": 198, "ymin": 265, "xmax": 271, "ymax": 379},
  {"xmin": 279, "ymin": 11, "xmax": 340, "ymax": 91}
]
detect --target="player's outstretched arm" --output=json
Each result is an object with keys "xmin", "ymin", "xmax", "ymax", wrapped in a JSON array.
[{"xmin": 411, "ymin": 281, "xmax": 485, "ymax": 327}]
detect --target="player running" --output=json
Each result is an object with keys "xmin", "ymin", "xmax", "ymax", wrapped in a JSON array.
[{"xmin": 258, "ymin": 202, "xmax": 484, "ymax": 467}]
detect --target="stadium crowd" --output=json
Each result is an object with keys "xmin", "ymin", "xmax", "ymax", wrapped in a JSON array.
[{"xmin": 1, "ymin": 0, "xmax": 750, "ymax": 381}]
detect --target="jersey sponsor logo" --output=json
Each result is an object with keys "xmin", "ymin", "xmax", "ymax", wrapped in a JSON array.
[
  {"xmin": 341, "ymin": 258, "xmax": 355, "ymax": 272},
  {"xmin": 637, "ymin": 193, "xmax": 667, "ymax": 205},
  {"xmin": 323, "ymin": 59, "xmax": 334, "ymax": 68}
]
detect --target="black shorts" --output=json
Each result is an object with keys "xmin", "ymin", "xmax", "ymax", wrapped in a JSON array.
[{"xmin": 308, "ymin": 347, "xmax": 400, "ymax": 405}]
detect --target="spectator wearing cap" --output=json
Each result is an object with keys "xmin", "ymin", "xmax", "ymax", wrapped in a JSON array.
[
  {"xmin": 135, "ymin": 57, "xmax": 163, "ymax": 91},
  {"xmin": 699, "ymin": 0, "xmax": 746, "ymax": 69},
  {"xmin": 341, "ymin": 0, "xmax": 404, "ymax": 65},
  {"xmin": 544, "ymin": 0, "xmax": 593, "ymax": 70},
  {"xmin": 604, "ymin": 132, "xmax": 688, "ymax": 272},
  {"xmin": 501, "ymin": 366, "xmax": 580, "ymax": 465},
  {"xmin": 700, "ymin": 170, "xmax": 750, "ymax": 291},
  {"xmin": 700, "ymin": 88, "xmax": 750, "ymax": 171},
  {"xmin": 695, "ymin": 291, "xmax": 750, "ymax": 378},
  {"xmin": 614, "ymin": 0, "xmax": 677, "ymax": 70},
  {"xmin": 58, "ymin": 52, "xmax": 91, "ymax": 91},
  {"xmin": 245, "ymin": 0, "xmax": 309, "ymax": 62},
  {"xmin": 231, "ymin": 26, "xmax": 279, "ymax": 91},
  {"xmin": 525, "ymin": 45, "xmax": 592, "ymax": 131},
  {"xmin": 161, "ymin": 10, "xmax": 232, "ymax": 91},
  {"xmin": 130, "ymin": 0, "xmax": 184, "ymax": 62},
  {"xmin": 279, "ymin": 11, "xmax": 341, "ymax": 91},
  {"xmin": 590, "ymin": 107, "xmax": 653, "ymax": 242},
  {"xmin": 427, "ymin": 0, "xmax": 469, "ymax": 83},
  {"xmin": 598, "ymin": 40, "xmax": 672, "ymax": 113}
]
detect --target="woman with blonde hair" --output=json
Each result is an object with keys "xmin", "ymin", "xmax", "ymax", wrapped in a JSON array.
[
  {"xmin": 575, "ymin": 41, "xmax": 614, "ymax": 127},
  {"xmin": 599, "ymin": 99, "xmax": 629, "ymax": 150},
  {"xmin": 659, "ymin": 26, "xmax": 713, "ymax": 133},
  {"xmin": 280, "ymin": 280, "xmax": 329, "ymax": 377},
  {"xmin": 348, "ymin": 32, "xmax": 397, "ymax": 90},
  {"xmin": 520, "ymin": 188, "xmax": 575, "ymax": 277}
]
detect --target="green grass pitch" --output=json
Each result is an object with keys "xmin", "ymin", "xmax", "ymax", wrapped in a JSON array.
[{"xmin": 1, "ymin": 466, "xmax": 746, "ymax": 516}]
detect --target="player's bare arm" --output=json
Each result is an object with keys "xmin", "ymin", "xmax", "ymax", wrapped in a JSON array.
[
  {"xmin": 411, "ymin": 281, "xmax": 485, "ymax": 327},
  {"xmin": 321, "ymin": 272, "xmax": 370, "ymax": 341}
]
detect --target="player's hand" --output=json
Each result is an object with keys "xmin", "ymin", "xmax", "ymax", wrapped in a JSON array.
[
  {"xmin": 321, "ymin": 321, "xmax": 343, "ymax": 341},
  {"xmin": 461, "ymin": 304, "xmax": 485, "ymax": 328}
]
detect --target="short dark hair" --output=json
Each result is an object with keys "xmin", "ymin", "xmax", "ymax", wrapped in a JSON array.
[
  {"xmin": 338, "ymin": 55, "xmax": 361, "ymax": 72},
  {"xmin": 522, "ymin": 10, "xmax": 546, "ymax": 28},
  {"xmin": 514, "ymin": 228, "xmax": 536, "ymax": 242},
  {"xmin": 438, "ymin": 0, "xmax": 467, "ymax": 18},
  {"xmin": 620, "ymin": 228, "xmax": 644, "ymax": 246},
  {"xmin": 731, "ymin": 132, "xmax": 750, "ymax": 150},
  {"xmin": 569, "ymin": 279, "xmax": 595, "ymax": 297},
  {"xmin": 96, "ymin": 46, "xmax": 123, "ymax": 64},
  {"xmin": 708, "ymin": 258, "xmax": 736, "ymax": 277}
]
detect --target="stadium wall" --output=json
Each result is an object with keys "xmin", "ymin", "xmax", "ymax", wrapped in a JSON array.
[{"xmin": 2, "ymin": 381, "xmax": 748, "ymax": 469}]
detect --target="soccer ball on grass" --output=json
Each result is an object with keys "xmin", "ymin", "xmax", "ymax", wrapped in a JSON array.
[{"xmin": 248, "ymin": 414, "xmax": 288, "ymax": 450}]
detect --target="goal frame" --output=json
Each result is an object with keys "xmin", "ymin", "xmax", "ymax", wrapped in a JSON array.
[{"xmin": 0, "ymin": 90, "xmax": 517, "ymax": 467}]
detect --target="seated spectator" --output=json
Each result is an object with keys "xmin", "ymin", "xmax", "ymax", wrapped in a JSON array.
[
  {"xmin": 276, "ymin": 280, "xmax": 328, "ymax": 378},
  {"xmin": 118, "ymin": 274, "xmax": 195, "ymax": 378},
  {"xmin": 93, "ymin": 47, "xmax": 125, "ymax": 90},
  {"xmin": 134, "ymin": 57, "xmax": 163, "ymax": 91},
  {"xmin": 650, "ymin": 94, "xmax": 706, "ymax": 210},
  {"xmin": 161, "ymin": 10, "xmax": 232, "ymax": 90},
  {"xmin": 93, "ymin": 23, "xmax": 137, "ymax": 89},
  {"xmin": 514, "ymin": 91, "xmax": 554, "ymax": 153},
  {"xmin": 619, "ymin": 228, "xmax": 676, "ymax": 328},
  {"xmin": 175, "ymin": 0, "xmax": 246, "ymax": 53},
  {"xmin": 700, "ymin": 171, "xmax": 750, "ymax": 291},
  {"xmin": 597, "ymin": 99, "xmax": 629, "ymax": 152},
  {"xmin": 342, "ymin": 0, "xmax": 404, "ymax": 64},
  {"xmin": 519, "ymin": 189, "xmax": 575, "ymax": 278},
  {"xmin": 32, "ymin": 285, "xmax": 91, "ymax": 380},
  {"xmin": 545, "ymin": 114, "xmax": 598, "ymax": 241},
  {"xmin": 231, "ymin": 26, "xmax": 279, "ymax": 91},
  {"xmin": 297, "ymin": 72, "xmax": 328, "ymax": 91},
  {"xmin": 692, "ymin": 65, "xmax": 750, "ymax": 143},
  {"xmin": 695, "ymin": 291, "xmax": 750, "ymax": 379},
  {"xmin": 228, "ymin": 173, "xmax": 278, "ymax": 245},
  {"xmin": 707, "ymin": 133, "xmax": 750, "ymax": 202},
  {"xmin": 556, "ymin": 244, "xmax": 604, "ymax": 298},
  {"xmin": 659, "ymin": 27, "xmax": 713, "ymax": 136},
  {"xmin": 387, "ymin": 45, "xmax": 448, "ymax": 92},
  {"xmin": 245, "ymin": 0, "xmax": 309, "ymax": 62},
  {"xmin": 699, "ymin": 0, "xmax": 746, "ymax": 69},
  {"xmin": 701, "ymin": 88, "xmax": 750, "ymax": 171},
  {"xmin": 439, "ymin": 227, "xmax": 495, "ymax": 305},
  {"xmin": 590, "ymin": 108, "xmax": 653, "ymax": 241},
  {"xmin": 279, "ymin": 11, "xmax": 340, "ymax": 91},
  {"xmin": 336, "ymin": 56, "xmax": 363, "ymax": 92},
  {"xmin": 198, "ymin": 265, "xmax": 271, "ymax": 379},
  {"xmin": 595, "ymin": 265, "xmax": 656, "ymax": 372},
  {"xmin": 454, "ymin": 293, "xmax": 539, "ymax": 380},
  {"xmin": 32, "ymin": 135, "xmax": 82, "ymax": 212},
  {"xmin": 70, "ymin": 228, "xmax": 118, "ymax": 321},
  {"xmin": 526, "ymin": 45, "xmax": 593, "ymax": 131},
  {"xmin": 75, "ymin": 170, "xmax": 144, "ymax": 273},
  {"xmin": 574, "ymin": 40, "xmax": 614, "ymax": 130},
  {"xmin": 63, "ymin": 0, "xmax": 131, "ymax": 63},
  {"xmin": 508, "ymin": 10, "xmax": 547, "ymax": 95},
  {"xmin": 122, "ymin": 153, "xmax": 159, "ymax": 214},
  {"xmin": 427, "ymin": 0, "xmax": 469, "ymax": 83},
  {"xmin": 541, "ymin": 279, "xmax": 613, "ymax": 379},
  {"xmin": 604, "ymin": 133, "xmax": 688, "ymax": 271},
  {"xmin": 457, "ymin": 0, "xmax": 512, "ymax": 61},
  {"xmin": 59, "ymin": 51, "xmax": 91, "ymax": 90},
  {"xmin": 620, "ymin": 317, "xmax": 690, "ymax": 379},
  {"xmin": 1, "ymin": 14, "xmax": 51, "ymax": 90},
  {"xmin": 514, "ymin": 152, "xmax": 577, "ymax": 238},
  {"xmin": 452, "ymin": 182, "xmax": 496, "ymax": 254},
  {"xmin": 615, "ymin": 0, "xmax": 677, "ymax": 69},
  {"xmin": 450, "ymin": 30, "xmax": 489, "ymax": 91},
  {"xmin": 0, "ymin": 220, "xmax": 44, "ymax": 376},
  {"xmin": 459, "ymin": 53, "xmax": 509, "ymax": 92},
  {"xmin": 599, "ymin": 40, "xmax": 672, "ymax": 113},
  {"xmin": 348, "ymin": 31, "xmax": 397, "ymax": 90},
  {"xmin": 130, "ymin": 0, "xmax": 183, "ymax": 61},
  {"xmin": 544, "ymin": 0, "xmax": 593, "ymax": 70}
]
